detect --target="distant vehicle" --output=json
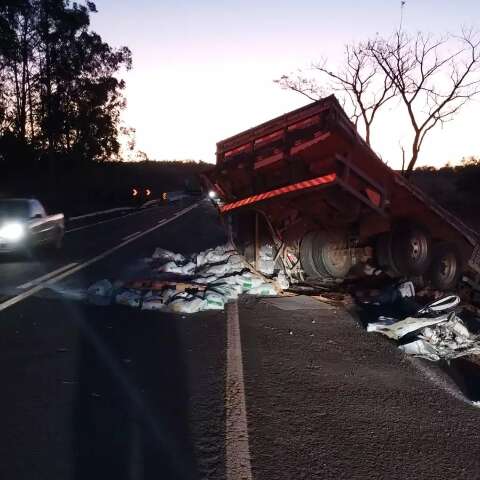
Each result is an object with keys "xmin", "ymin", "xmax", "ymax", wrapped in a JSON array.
[{"xmin": 0, "ymin": 199, "xmax": 64, "ymax": 254}]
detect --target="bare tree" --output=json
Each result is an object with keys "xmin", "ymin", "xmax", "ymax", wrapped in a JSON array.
[
  {"xmin": 368, "ymin": 29, "xmax": 480, "ymax": 176},
  {"xmin": 275, "ymin": 43, "xmax": 395, "ymax": 146},
  {"xmin": 274, "ymin": 72, "xmax": 326, "ymax": 102}
]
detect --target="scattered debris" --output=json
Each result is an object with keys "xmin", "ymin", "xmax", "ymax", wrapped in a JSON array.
[
  {"xmin": 115, "ymin": 289, "xmax": 142, "ymax": 308},
  {"xmin": 364, "ymin": 282, "xmax": 480, "ymax": 362},
  {"xmin": 87, "ymin": 243, "xmax": 288, "ymax": 314},
  {"xmin": 257, "ymin": 244, "xmax": 276, "ymax": 275},
  {"xmin": 87, "ymin": 279, "xmax": 114, "ymax": 306},
  {"xmin": 367, "ymin": 314, "xmax": 452, "ymax": 339},
  {"xmin": 401, "ymin": 314, "xmax": 480, "ymax": 361}
]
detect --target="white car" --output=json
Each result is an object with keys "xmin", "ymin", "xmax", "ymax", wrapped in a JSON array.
[{"xmin": 0, "ymin": 198, "xmax": 64, "ymax": 253}]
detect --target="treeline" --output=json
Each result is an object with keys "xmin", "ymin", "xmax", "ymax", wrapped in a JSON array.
[
  {"xmin": 412, "ymin": 157, "xmax": 480, "ymax": 231},
  {"xmin": 0, "ymin": 0, "xmax": 131, "ymax": 166},
  {"xmin": 1, "ymin": 160, "xmax": 213, "ymax": 216}
]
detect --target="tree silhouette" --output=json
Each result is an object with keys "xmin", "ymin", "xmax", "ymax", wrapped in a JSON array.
[
  {"xmin": 275, "ymin": 42, "xmax": 395, "ymax": 147},
  {"xmin": 277, "ymin": 29, "xmax": 480, "ymax": 174},
  {"xmin": 0, "ymin": 0, "xmax": 131, "ymax": 166},
  {"xmin": 368, "ymin": 29, "xmax": 480, "ymax": 176}
]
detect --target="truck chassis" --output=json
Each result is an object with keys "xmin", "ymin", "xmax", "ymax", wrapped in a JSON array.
[{"xmin": 204, "ymin": 96, "xmax": 480, "ymax": 292}]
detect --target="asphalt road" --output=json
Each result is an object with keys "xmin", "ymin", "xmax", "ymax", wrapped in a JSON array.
[{"xmin": 1, "ymin": 198, "xmax": 480, "ymax": 479}]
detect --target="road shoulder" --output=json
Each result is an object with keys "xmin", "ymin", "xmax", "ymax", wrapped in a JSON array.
[{"xmin": 239, "ymin": 295, "xmax": 480, "ymax": 480}]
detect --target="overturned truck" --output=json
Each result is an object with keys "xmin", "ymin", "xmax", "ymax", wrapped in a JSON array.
[{"xmin": 204, "ymin": 95, "xmax": 480, "ymax": 291}]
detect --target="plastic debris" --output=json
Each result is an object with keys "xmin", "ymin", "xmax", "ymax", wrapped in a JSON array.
[
  {"xmin": 367, "ymin": 314, "xmax": 451, "ymax": 339},
  {"xmin": 413, "ymin": 314, "xmax": 480, "ymax": 360},
  {"xmin": 397, "ymin": 281, "xmax": 415, "ymax": 298},
  {"xmin": 416, "ymin": 295, "xmax": 461, "ymax": 316},
  {"xmin": 400, "ymin": 324, "xmax": 480, "ymax": 361},
  {"xmin": 366, "ymin": 316, "xmax": 398, "ymax": 332},
  {"xmin": 367, "ymin": 293, "xmax": 480, "ymax": 361},
  {"xmin": 399, "ymin": 340, "xmax": 441, "ymax": 361}
]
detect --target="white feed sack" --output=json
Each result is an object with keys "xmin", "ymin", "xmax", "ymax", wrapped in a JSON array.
[
  {"xmin": 152, "ymin": 247, "xmax": 185, "ymax": 263},
  {"xmin": 168, "ymin": 294, "xmax": 206, "ymax": 314},
  {"xmin": 195, "ymin": 244, "xmax": 236, "ymax": 267},
  {"xmin": 96, "ymin": 243, "xmax": 288, "ymax": 314},
  {"xmin": 87, "ymin": 279, "xmax": 113, "ymax": 306},
  {"xmin": 115, "ymin": 289, "xmax": 142, "ymax": 308}
]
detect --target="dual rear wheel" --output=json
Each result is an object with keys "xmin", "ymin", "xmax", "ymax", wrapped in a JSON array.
[
  {"xmin": 375, "ymin": 225, "xmax": 462, "ymax": 290},
  {"xmin": 300, "ymin": 224, "xmax": 462, "ymax": 290},
  {"xmin": 300, "ymin": 231, "xmax": 352, "ymax": 280}
]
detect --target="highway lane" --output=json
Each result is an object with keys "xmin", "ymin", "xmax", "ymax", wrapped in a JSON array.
[
  {"xmin": 0, "ymin": 198, "xmax": 228, "ymax": 480},
  {"xmin": 0, "ymin": 199, "xmax": 197, "ymax": 300},
  {"xmin": 1, "ymin": 198, "xmax": 480, "ymax": 479}
]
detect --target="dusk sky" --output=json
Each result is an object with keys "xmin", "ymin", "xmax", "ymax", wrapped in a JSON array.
[{"xmin": 91, "ymin": 1, "xmax": 480, "ymax": 168}]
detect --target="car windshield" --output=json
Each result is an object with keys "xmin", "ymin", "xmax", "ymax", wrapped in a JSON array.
[{"xmin": 0, "ymin": 200, "xmax": 29, "ymax": 219}]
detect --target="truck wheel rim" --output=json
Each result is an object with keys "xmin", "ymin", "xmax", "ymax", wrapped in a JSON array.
[
  {"xmin": 322, "ymin": 241, "xmax": 349, "ymax": 274},
  {"xmin": 438, "ymin": 252, "xmax": 457, "ymax": 284},
  {"xmin": 409, "ymin": 236, "xmax": 428, "ymax": 263}
]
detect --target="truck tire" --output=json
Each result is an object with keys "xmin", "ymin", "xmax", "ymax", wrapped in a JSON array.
[
  {"xmin": 375, "ymin": 232, "xmax": 400, "ymax": 276},
  {"xmin": 426, "ymin": 242, "xmax": 462, "ymax": 291},
  {"xmin": 300, "ymin": 231, "xmax": 352, "ymax": 279},
  {"xmin": 299, "ymin": 232, "xmax": 318, "ymax": 278},
  {"xmin": 390, "ymin": 223, "xmax": 431, "ymax": 276}
]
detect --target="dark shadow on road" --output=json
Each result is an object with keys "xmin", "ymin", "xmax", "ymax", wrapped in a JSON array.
[
  {"xmin": 443, "ymin": 357, "xmax": 480, "ymax": 403},
  {"xmin": 72, "ymin": 304, "xmax": 198, "ymax": 480}
]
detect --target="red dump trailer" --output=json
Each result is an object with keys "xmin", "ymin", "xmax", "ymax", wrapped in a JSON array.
[{"xmin": 204, "ymin": 95, "xmax": 480, "ymax": 291}]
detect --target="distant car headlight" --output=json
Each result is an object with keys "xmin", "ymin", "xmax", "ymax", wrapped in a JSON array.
[
  {"xmin": 208, "ymin": 190, "xmax": 217, "ymax": 199},
  {"xmin": 0, "ymin": 222, "xmax": 25, "ymax": 242}
]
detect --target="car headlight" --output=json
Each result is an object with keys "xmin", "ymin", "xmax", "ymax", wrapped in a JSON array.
[
  {"xmin": 208, "ymin": 190, "xmax": 217, "ymax": 199},
  {"xmin": 0, "ymin": 222, "xmax": 25, "ymax": 242}
]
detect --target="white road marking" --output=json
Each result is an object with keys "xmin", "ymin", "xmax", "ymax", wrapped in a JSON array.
[
  {"xmin": 226, "ymin": 300, "xmax": 253, "ymax": 480},
  {"xmin": 0, "ymin": 203, "xmax": 200, "ymax": 312},
  {"xmin": 69, "ymin": 206, "xmax": 134, "ymax": 221},
  {"xmin": 157, "ymin": 219, "xmax": 165, "ymax": 224},
  {"xmin": 17, "ymin": 262, "xmax": 78, "ymax": 289},
  {"xmin": 66, "ymin": 205, "xmax": 162, "ymax": 234},
  {"xmin": 122, "ymin": 231, "xmax": 141, "ymax": 241}
]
